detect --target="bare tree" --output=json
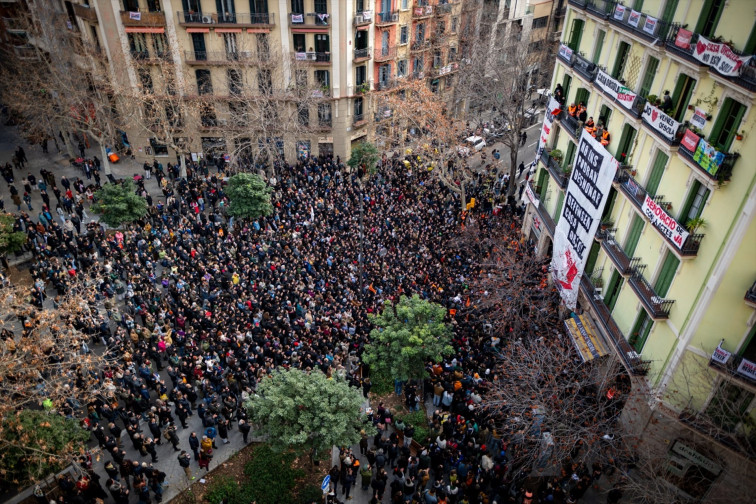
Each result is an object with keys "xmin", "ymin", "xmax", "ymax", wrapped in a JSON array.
[{"xmin": 0, "ymin": 3, "xmax": 133, "ymax": 175}]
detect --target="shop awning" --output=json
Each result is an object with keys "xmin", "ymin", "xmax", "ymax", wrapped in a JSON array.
[
  {"xmin": 564, "ymin": 314, "xmax": 608, "ymax": 362},
  {"xmin": 246, "ymin": 28, "xmax": 270, "ymax": 33},
  {"xmin": 186, "ymin": 27, "xmax": 210, "ymax": 33},
  {"xmin": 125, "ymin": 27, "xmax": 165, "ymax": 33},
  {"xmin": 215, "ymin": 28, "xmax": 242, "ymax": 33}
]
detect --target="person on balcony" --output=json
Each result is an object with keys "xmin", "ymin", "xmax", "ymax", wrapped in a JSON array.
[
  {"xmin": 554, "ymin": 83, "xmax": 564, "ymax": 104},
  {"xmin": 660, "ymin": 90, "xmax": 674, "ymax": 113},
  {"xmin": 584, "ymin": 117, "xmax": 596, "ymax": 137},
  {"xmin": 577, "ymin": 103, "xmax": 587, "ymax": 123},
  {"xmin": 597, "ymin": 124, "xmax": 611, "ymax": 147},
  {"xmin": 568, "ymin": 103, "xmax": 577, "ymax": 117}
]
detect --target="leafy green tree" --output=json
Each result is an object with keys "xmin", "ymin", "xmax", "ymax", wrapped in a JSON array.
[
  {"xmin": 225, "ymin": 173, "xmax": 273, "ymax": 220},
  {"xmin": 91, "ymin": 180, "xmax": 148, "ymax": 228},
  {"xmin": 347, "ymin": 141, "xmax": 380, "ymax": 175},
  {"xmin": 246, "ymin": 369, "xmax": 372, "ymax": 461},
  {"xmin": 363, "ymin": 294, "xmax": 454, "ymax": 383},
  {"xmin": 0, "ymin": 410, "xmax": 89, "ymax": 489},
  {"xmin": 0, "ymin": 213, "xmax": 26, "ymax": 267}
]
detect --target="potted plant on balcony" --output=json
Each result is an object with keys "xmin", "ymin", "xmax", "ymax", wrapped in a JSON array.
[
  {"xmin": 736, "ymin": 130, "xmax": 745, "ymax": 141},
  {"xmin": 599, "ymin": 217, "xmax": 614, "ymax": 231},
  {"xmin": 562, "ymin": 164, "xmax": 572, "ymax": 176},
  {"xmin": 549, "ymin": 149, "xmax": 563, "ymax": 163},
  {"xmin": 356, "ymin": 82, "xmax": 370, "ymax": 95},
  {"xmin": 685, "ymin": 217, "xmax": 706, "ymax": 234}
]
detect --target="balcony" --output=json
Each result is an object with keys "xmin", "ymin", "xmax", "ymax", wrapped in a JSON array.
[
  {"xmin": 746, "ymin": 281, "xmax": 756, "ymax": 308},
  {"xmin": 292, "ymin": 51, "xmax": 331, "ymax": 64},
  {"xmin": 579, "ymin": 275, "xmax": 651, "ymax": 375},
  {"xmin": 353, "ymin": 12, "xmax": 372, "ymax": 27},
  {"xmin": 413, "ymin": 5, "xmax": 433, "ymax": 18},
  {"xmin": 374, "ymin": 46, "xmax": 397, "ymax": 62},
  {"xmin": 376, "ymin": 78, "xmax": 401, "ymax": 91},
  {"xmin": 573, "ymin": 52, "xmax": 598, "ymax": 82},
  {"xmin": 677, "ymin": 129, "xmax": 740, "ymax": 184},
  {"xmin": 354, "ymin": 46, "xmax": 371, "ymax": 62},
  {"xmin": 289, "ymin": 12, "xmax": 330, "ymax": 28},
  {"xmin": 353, "ymin": 112, "xmax": 367, "ymax": 127},
  {"xmin": 185, "ymin": 50, "xmax": 261, "ymax": 64},
  {"xmin": 596, "ymin": 228, "xmax": 634, "ymax": 276},
  {"xmin": 628, "ymin": 259, "xmax": 675, "ymax": 319},
  {"xmin": 72, "ymin": 4, "xmax": 98, "ymax": 23},
  {"xmin": 375, "ymin": 11, "xmax": 399, "ymax": 26},
  {"xmin": 411, "ymin": 38, "xmax": 430, "ymax": 52},
  {"xmin": 615, "ymin": 168, "xmax": 704, "ymax": 257},
  {"xmin": 584, "ymin": 0, "xmax": 614, "ymax": 18},
  {"xmin": 558, "ymin": 110, "xmax": 580, "ymax": 140},
  {"xmin": 608, "ymin": 4, "xmax": 671, "ymax": 43},
  {"xmin": 436, "ymin": 1, "xmax": 455, "ymax": 15},
  {"xmin": 678, "ymin": 408, "xmax": 756, "ymax": 460},
  {"xmin": 708, "ymin": 344, "xmax": 756, "ymax": 389},
  {"xmin": 540, "ymin": 149, "xmax": 569, "ymax": 189},
  {"xmin": 177, "ymin": 11, "xmax": 274, "ymax": 26},
  {"xmin": 120, "ymin": 10, "xmax": 165, "ymax": 27}
]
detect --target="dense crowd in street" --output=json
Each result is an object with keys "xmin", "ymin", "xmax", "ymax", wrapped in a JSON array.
[{"xmin": 1, "ymin": 146, "xmax": 624, "ymax": 504}]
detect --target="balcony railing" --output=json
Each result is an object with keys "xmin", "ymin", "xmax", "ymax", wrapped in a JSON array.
[
  {"xmin": 585, "ymin": 0, "xmax": 614, "ymax": 18},
  {"xmin": 73, "ymin": 4, "xmax": 98, "ymax": 23},
  {"xmin": 376, "ymin": 78, "xmax": 401, "ymax": 91},
  {"xmin": 177, "ymin": 11, "xmax": 274, "ymax": 25},
  {"xmin": 746, "ymin": 281, "xmax": 756, "ymax": 307},
  {"xmin": 411, "ymin": 38, "xmax": 430, "ymax": 51},
  {"xmin": 375, "ymin": 11, "xmax": 399, "ymax": 25},
  {"xmin": 678, "ymin": 128, "xmax": 740, "ymax": 184},
  {"xmin": 540, "ymin": 149, "xmax": 569, "ymax": 189},
  {"xmin": 559, "ymin": 110, "xmax": 580, "ymax": 140},
  {"xmin": 573, "ymin": 52, "xmax": 598, "ymax": 82},
  {"xmin": 184, "ymin": 50, "xmax": 261, "ymax": 63},
  {"xmin": 354, "ymin": 47, "xmax": 371, "ymax": 61},
  {"xmin": 374, "ymin": 46, "xmax": 397, "ymax": 62},
  {"xmin": 413, "ymin": 5, "xmax": 433, "ymax": 18},
  {"xmin": 120, "ymin": 10, "xmax": 165, "ymax": 26},
  {"xmin": 608, "ymin": 4, "xmax": 671, "ymax": 42},
  {"xmin": 628, "ymin": 259, "xmax": 675, "ymax": 319},
  {"xmin": 292, "ymin": 51, "xmax": 331, "ymax": 63},
  {"xmin": 353, "ymin": 12, "xmax": 372, "ymax": 26},
  {"xmin": 614, "ymin": 168, "xmax": 704, "ymax": 256},
  {"xmin": 596, "ymin": 228, "xmax": 634, "ymax": 276},
  {"xmin": 579, "ymin": 275, "xmax": 651, "ymax": 375},
  {"xmin": 289, "ymin": 12, "xmax": 330, "ymax": 27},
  {"xmin": 353, "ymin": 112, "xmax": 366, "ymax": 126}
]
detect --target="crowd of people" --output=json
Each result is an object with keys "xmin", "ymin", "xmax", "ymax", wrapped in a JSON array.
[{"xmin": 3, "ymin": 145, "xmax": 622, "ymax": 504}]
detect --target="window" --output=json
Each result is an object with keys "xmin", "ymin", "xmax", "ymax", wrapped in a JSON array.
[
  {"xmin": 149, "ymin": 138, "xmax": 168, "ymax": 156},
  {"xmin": 128, "ymin": 33, "xmax": 149, "ymax": 59},
  {"xmin": 291, "ymin": 0, "xmax": 304, "ymax": 14},
  {"xmin": 433, "ymin": 51, "xmax": 441, "ymax": 68},
  {"xmin": 654, "ymin": 252, "xmax": 680, "ymax": 298},
  {"xmin": 416, "ymin": 23, "xmax": 426, "ymax": 43},
  {"xmin": 315, "ymin": 70, "xmax": 330, "ymax": 88},
  {"xmin": 574, "ymin": 88, "xmax": 590, "ymax": 108},
  {"xmin": 604, "ymin": 270, "xmax": 624, "ymax": 311},
  {"xmin": 670, "ymin": 73, "xmax": 696, "ymax": 122},
  {"xmin": 318, "ymin": 103, "xmax": 332, "ymax": 126},
  {"xmin": 615, "ymin": 124, "xmax": 636, "ymax": 160},
  {"xmin": 314, "ymin": 34, "xmax": 329, "ymax": 53},
  {"xmin": 413, "ymin": 56, "xmax": 424, "ymax": 75},
  {"xmin": 191, "ymin": 32, "xmax": 206, "ymax": 60},
  {"xmin": 356, "ymin": 0, "xmax": 364, "ymax": 12},
  {"xmin": 660, "ymin": 0, "xmax": 679, "ymax": 24},
  {"xmin": 562, "ymin": 74, "xmax": 572, "ymax": 102},
  {"xmin": 592, "ymin": 29, "xmax": 605, "ymax": 64},
  {"xmin": 451, "ymin": 17, "xmax": 458, "ymax": 33},
  {"xmin": 705, "ymin": 382, "xmax": 754, "ymax": 431},
  {"xmin": 430, "ymin": 78, "xmax": 439, "ymax": 94},
  {"xmin": 378, "ymin": 64, "xmax": 391, "ymax": 86},
  {"xmin": 563, "ymin": 140, "xmax": 576, "ymax": 170},
  {"xmin": 639, "ymin": 56, "xmax": 659, "ymax": 98},
  {"xmin": 314, "ymin": 0, "xmax": 327, "ymax": 14},
  {"xmin": 217, "ymin": 0, "xmax": 236, "ymax": 21},
  {"xmin": 229, "ymin": 101, "xmax": 247, "ymax": 126},
  {"xmin": 123, "ymin": 0, "xmax": 139, "ymax": 10},
  {"xmin": 612, "ymin": 41, "xmax": 631, "ymax": 80},
  {"xmin": 397, "ymin": 59, "xmax": 408, "ymax": 77},
  {"xmin": 566, "ymin": 18, "xmax": 584, "ymax": 51},
  {"xmin": 629, "ymin": 309, "xmax": 653, "ymax": 352},
  {"xmin": 195, "ymin": 69, "xmax": 212, "ymax": 95},
  {"xmin": 598, "ymin": 104, "xmax": 612, "ymax": 128},
  {"xmin": 584, "ymin": 242, "xmax": 600, "ymax": 277},
  {"xmin": 250, "ymin": 0, "xmax": 269, "ymax": 14},
  {"xmin": 355, "ymin": 65, "xmax": 366, "ymax": 86},
  {"xmin": 624, "ymin": 215, "xmax": 644, "ymax": 257},
  {"xmin": 532, "ymin": 16, "xmax": 548, "ymax": 29},
  {"xmin": 741, "ymin": 325, "xmax": 756, "ymax": 362},
  {"xmin": 295, "ymin": 69, "xmax": 307, "ymax": 88},
  {"xmin": 449, "ymin": 46, "xmax": 457, "ymax": 62},
  {"xmin": 400, "ymin": 25, "xmax": 409, "ymax": 44},
  {"xmin": 632, "ymin": 0, "xmax": 644, "ymax": 9},
  {"xmin": 401, "ymin": 0, "xmax": 408, "ymax": 10},
  {"xmin": 554, "ymin": 192, "xmax": 565, "ymax": 224},
  {"xmin": 258, "ymin": 69, "xmax": 272, "ymax": 94},
  {"xmin": 695, "ymin": 0, "xmax": 725, "ymax": 38},
  {"xmin": 355, "ymin": 30, "xmax": 368, "ymax": 50},
  {"xmin": 257, "ymin": 33, "xmax": 269, "ymax": 60},
  {"xmin": 536, "ymin": 168, "xmax": 548, "ymax": 200},
  {"xmin": 223, "ymin": 33, "xmax": 238, "ymax": 59},
  {"xmin": 200, "ymin": 104, "xmax": 217, "ymax": 127},
  {"xmin": 138, "ymin": 68, "xmax": 153, "ymax": 92},
  {"xmin": 297, "ymin": 103, "xmax": 309, "ymax": 126},
  {"xmin": 227, "ymin": 69, "xmax": 242, "ymax": 95},
  {"xmin": 679, "ymin": 180, "xmax": 710, "ymax": 225},
  {"xmin": 646, "ymin": 150, "xmax": 668, "ymax": 198},
  {"xmin": 710, "ymin": 98, "xmax": 746, "ymax": 151},
  {"xmin": 292, "ymin": 34, "xmax": 305, "ymax": 52},
  {"xmin": 354, "ymin": 97, "xmax": 364, "ymax": 118}
]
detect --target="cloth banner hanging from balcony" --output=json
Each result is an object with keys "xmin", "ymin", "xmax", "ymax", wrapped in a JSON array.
[
  {"xmin": 693, "ymin": 137, "xmax": 725, "ymax": 176},
  {"xmin": 691, "ymin": 107, "xmax": 707, "ymax": 130},
  {"xmin": 642, "ymin": 102, "xmax": 680, "ymax": 142},
  {"xmin": 737, "ymin": 358, "xmax": 756, "ymax": 381},
  {"xmin": 613, "ymin": 5, "xmax": 626, "ymax": 20},
  {"xmin": 528, "ymin": 96, "xmax": 560, "ymax": 173},
  {"xmin": 628, "ymin": 10, "xmax": 641, "ymax": 28},
  {"xmin": 564, "ymin": 314, "xmax": 608, "ymax": 362},
  {"xmin": 558, "ymin": 44, "xmax": 573, "ymax": 61},
  {"xmin": 693, "ymin": 36, "xmax": 751, "ymax": 76},
  {"xmin": 523, "ymin": 182, "xmax": 540, "ymax": 207},
  {"xmin": 641, "ymin": 195, "xmax": 689, "ymax": 249},
  {"xmin": 643, "ymin": 16, "xmax": 658, "ymax": 35},
  {"xmin": 362, "ymin": 10, "xmax": 372, "ymax": 20},
  {"xmin": 552, "ymin": 130, "xmax": 618, "ymax": 309},
  {"xmin": 291, "ymin": 13, "xmax": 304, "ymax": 23},
  {"xmin": 595, "ymin": 70, "xmax": 637, "ymax": 112},
  {"xmin": 129, "ymin": 11, "xmax": 141, "ymax": 21},
  {"xmin": 675, "ymin": 28, "xmax": 693, "ymax": 49},
  {"xmin": 711, "ymin": 342, "xmax": 731, "ymax": 365}
]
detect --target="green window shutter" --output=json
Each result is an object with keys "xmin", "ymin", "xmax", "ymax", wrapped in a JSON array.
[
  {"xmin": 629, "ymin": 309, "xmax": 653, "ymax": 353},
  {"xmin": 564, "ymin": 141, "xmax": 577, "ymax": 170},
  {"xmin": 585, "ymin": 242, "xmax": 601, "ymax": 277},
  {"xmin": 639, "ymin": 57, "xmax": 659, "ymax": 98},
  {"xmin": 554, "ymin": 191, "xmax": 565, "ymax": 223},
  {"xmin": 695, "ymin": 0, "xmax": 725, "ymax": 38},
  {"xmin": 654, "ymin": 252, "xmax": 680, "ymax": 298},
  {"xmin": 633, "ymin": 0, "xmax": 644, "ymax": 10},
  {"xmin": 598, "ymin": 104, "xmax": 612, "ymax": 127},
  {"xmin": 624, "ymin": 215, "xmax": 645, "ymax": 258},
  {"xmin": 567, "ymin": 19, "xmax": 584, "ymax": 51},
  {"xmin": 592, "ymin": 30, "xmax": 605, "ymax": 64},
  {"xmin": 575, "ymin": 88, "xmax": 590, "ymax": 107},
  {"xmin": 670, "ymin": 74, "xmax": 696, "ymax": 122},
  {"xmin": 605, "ymin": 270, "xmax": 624, "ymax": 312},
  {"xmin": 745, "ymin": 23, "xmax": 756, "ymax": 55},
  {"xmin": 615, "ymin": 124, "xmax": 637, "ymax": 160},
  {"xmin": 612, "ymin": 42, "xmax": 630, "ymax": 79},
  {"xmin": 537, "ymin": 169, "xmax": 549, "ymax": 200},
  {"xmin": 562, "ymin": 74, "xmax": 572, "ymax": 102},
  {"xmin": 679, "ymin": 182, "xmax": 709, "ymax": 224},
  {"xmin": 660, "ymin": 0, "xmax": 679, "ymax": 23},
  {"xmin": 710, "ymin": 98, "xmax": 746, "ymax": 151},
  {"xmin": 602, "ymin": 188, "xmax": 618, "ymax": 221},
  {"xmin": 645, "ymin": 150, "xmax": 668, "ymax": 198},
  {"xmin": 740, "ymin": 324, "xmax": 756, "ymax": 362}
]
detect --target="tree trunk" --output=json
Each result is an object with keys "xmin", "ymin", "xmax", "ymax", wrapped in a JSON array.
[
  {"xmin": 460, "ymin": 185, "xmax": 467, "ymax": 215},
  {"xmin": 62, "ymin": 131, "xmax": 75, "ymax": 158},
  {"xmin": 100, "ymin": 144, "xmax": 112, "ymax": 175},
  {"xmin": 507, "ymin": 147, "xmax": 519, "ymax": 197},
  {"xmin": 179, "ymin": 153, "xmax": 187, "ymax": 178}
]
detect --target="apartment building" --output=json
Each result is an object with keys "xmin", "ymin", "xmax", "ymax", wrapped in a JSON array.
[
  {"xmin": 33, "ymin": 0, "xmax": 472, "ymax": 162},
  {"xmin": 522, "ymin": 0, "xmax": 756, "ymax": 499}
]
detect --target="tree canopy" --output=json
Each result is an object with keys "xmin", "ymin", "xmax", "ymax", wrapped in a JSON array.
[
  {"xmin": 225, "ymin": 173, "xmax": 273, "ymax": 220},
  {"xmin": 363, "ymin": 294, "xmax": 454, "ymax": 382},
  {"xmin": 347, "ymin": 141, "xmax": 380, "ymax": 175},
  {"xmin": 90, "ymin": 180, "xmax": 148, "ymax": 228},
  {"xmin": 0, "ymin": 213, "xmax": 27, "ymax": 257},
  {"xmin": 245, "ymin": 368, "xmax": 371, "ymax": 459}
]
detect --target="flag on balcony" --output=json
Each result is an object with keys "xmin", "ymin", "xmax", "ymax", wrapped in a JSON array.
[{"xmin": 129, "ymin": 11, "xmax": 141, "ymax": 21}]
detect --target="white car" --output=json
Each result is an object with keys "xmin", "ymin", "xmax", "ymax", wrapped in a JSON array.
[{"xmin": 458, "ymin": 136, "xmax": 487, "ymax": 156}]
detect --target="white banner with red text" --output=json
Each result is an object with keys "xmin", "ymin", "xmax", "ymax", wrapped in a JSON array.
[{"xmin": 641, "ymin": 195, "xmax": 689, "ymax": 249}]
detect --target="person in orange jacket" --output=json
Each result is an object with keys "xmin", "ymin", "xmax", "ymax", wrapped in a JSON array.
[
  {"xmin": 597, "ymin": 124, "xmax": 611, "ymax": 146},
  {"xmin": 585, "ymin": 116, "xmax": 596, "ymax": 137},
  {"xmin": 568, "ymin": 103, "xmax": 577, "ymax": 117}
]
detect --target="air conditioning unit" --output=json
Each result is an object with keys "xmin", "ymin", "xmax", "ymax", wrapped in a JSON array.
[
  {"xmin": 354, "ymin": 14, "xmax": 364, "ymax": 24},
  {"xmin": 201, "ymin": 15, "xmax": 214, "ymax": 24},
  {"xmin": 391, "ymin": 13, "xmax": 399, "ymax": 22}
]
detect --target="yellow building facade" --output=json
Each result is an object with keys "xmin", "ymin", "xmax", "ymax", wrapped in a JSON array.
[{"xmin": 522, "ymin": 0, "xmax": 756, "ymax": 500}]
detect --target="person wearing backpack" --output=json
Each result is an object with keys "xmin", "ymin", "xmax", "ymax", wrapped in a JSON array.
[{"xmin": 177, "ymin": 451, "xmax": 194, "ymax": 480}]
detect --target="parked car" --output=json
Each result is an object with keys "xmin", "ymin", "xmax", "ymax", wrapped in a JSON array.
[{"xmin": 457, "ymin": 136, "xmax": 487, "ymax": 156}]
